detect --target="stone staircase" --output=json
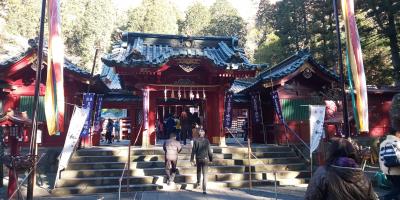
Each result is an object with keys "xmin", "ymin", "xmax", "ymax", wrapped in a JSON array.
[{"xmin": 52, "ymin": 145, "xmax": 309, "ymax": 195}]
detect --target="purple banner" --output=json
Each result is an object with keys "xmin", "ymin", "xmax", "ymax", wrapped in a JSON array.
[
  {"xmin": 271, "ymin": 90, "xmax": 285, "ymax": 123},
  {"xmin": 251, "ymin": 93, "xmax": 262, "ymax": 124},
  {"xmin": 80, "ymin": 93, "xmax": 95, "ymax": 136},
  {"xmin": 223, "ymin": 92, "xmax": 234, "ymax": 128},
  {"xmin": 93, "ymin": 94, "xmax": 103, "ymax": 132}
]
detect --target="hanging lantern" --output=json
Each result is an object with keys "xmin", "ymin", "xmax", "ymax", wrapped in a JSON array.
[
  {"xmin": 178, "ymin": 87, "xmax": 181, "ymax": 100},
  {"xmin": 183, "ymin": 87, "xmax": 187, "ymax": 99},
  {"xmin": 196, "ymin": 88, "xmax": 200, "ymax": 99},
  {"xmin": 164, "ymin": 86, "xmax": 167, "ymax": 102},
  {"xmin": 190, "ymin": 87, "xmax": 194, "ymax": 100},
  {"xmin": 171, "ymin": 88, "xmax": 175, "ymax": 98},
  {"xmin": 203, "ymin": 88, "xmax": 206, "ymax": 100}
]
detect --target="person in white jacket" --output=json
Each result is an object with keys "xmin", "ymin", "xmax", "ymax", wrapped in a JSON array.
[{"xmin": 379, "ymin": 129, "xmax": 400, "ymax": 200}]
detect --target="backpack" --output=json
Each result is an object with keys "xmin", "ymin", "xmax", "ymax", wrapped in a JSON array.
[
  {"xmin": 380, "ymin": 141, "xmax": 400, "ymax": 168},
  {"xmin": 374, "ymin": 171, "xmax": 391, "ymax": 189}
]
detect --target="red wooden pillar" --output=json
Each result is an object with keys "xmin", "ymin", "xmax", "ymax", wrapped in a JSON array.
[
  {"xmin": 205, "ymin": 88, "xmax": 226, "ymax": 146},
  {"xmin": 149, "ymin": 91, "xmax": 157, "ymax": 145},
  {"xmin": 7, "ymin": 128, "xmax": 19, "ymax": 198},
  {"xmin": 142, "ymin": 88, "xmax": 150, "ymax": 147},
  {"xmin": 206, "ymin": 91, "xmax": 218, "ymax": 144},
  {"xmin": 217, "ymin": 87, "xmax": 226, "ymax": 147}
]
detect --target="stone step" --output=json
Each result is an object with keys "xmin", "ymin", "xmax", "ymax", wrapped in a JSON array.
[
  {"xmin": 232, "ymin": 151, "xmax": 297, "ymax": 159},
  {"xmin": 211, "ymin": 146, "xmax": 292, "ymax": 154},
  {"xmin": 67, "ymin": 157, "xmax": 303, "ymax": 170},
  {"xmin": 52, "ymin": 179, "xmax": 274, "ymax": 196},
  {"xmin": 276, "ymin": 178, "xmax": 309, "ymax": 186},
  {"xmin": 70, "ymin": 151, "xmax": 297, "ymax": 163},
  {"xmin": 177, "ymin": 179, "xmax": 274, "ymax": 190},
  {"xmin": 57, "ymin": 171, "xmax": 309, "ymax": 188},
  {"xmin": 74, "ymin": 146, "xmax": 293, "ymax": 156},
  {"xmin": 51, "ymin": 184, "xmax": 161, "ymax": 196},
  {"xmin": 61, "ymin": 164, "xmax": 307, "ymax": 178},
  {"xmin": 70, "ymin": 153, "xmax": 233, "ymax": 163}
]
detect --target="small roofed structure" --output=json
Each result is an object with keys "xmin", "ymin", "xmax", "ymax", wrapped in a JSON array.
[{"xmin": 236, "ymin": 50, "xmax": 340, "ymax": 144}]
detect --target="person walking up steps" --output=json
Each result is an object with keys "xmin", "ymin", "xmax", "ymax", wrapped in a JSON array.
[
  {"xmin": 114, "ymin": 118, "xmax": 120, "ymax": 142},
  {"xmin": 180, "ymin": 111, "xmax": 191, "ymax": 145},
  {"xmin": 190, "ymin": 129, "xmax": 213, "ymax": 195},
  {"xmin": 163, "ymin": 132, "xmax": 182, "ymax": 185},
  {"xmin": 105, "ymin": 119, "xmax": 114, "ymax": 144}
]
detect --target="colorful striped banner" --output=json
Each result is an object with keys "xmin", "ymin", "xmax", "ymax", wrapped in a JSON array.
[
  {"xmin": 45, "ymin": 0, "xmax": 64, "ymax": 135},
  {"xmin": 341, "ymin": 0, "xmax": 369, "ymax": 132}
]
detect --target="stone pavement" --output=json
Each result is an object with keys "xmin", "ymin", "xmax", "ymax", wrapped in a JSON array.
[
  {"xmin": 35, "ymin": 186, "xmax": 305, "ymax": 200},
  {"xmin": 0, "ymin": 183, "xmax": 391, "ymax": 200}
]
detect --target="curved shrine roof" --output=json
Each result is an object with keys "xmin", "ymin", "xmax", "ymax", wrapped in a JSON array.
[{"xmin": 102, "ymin": 32, "xmax": 266, "ymax": 70}]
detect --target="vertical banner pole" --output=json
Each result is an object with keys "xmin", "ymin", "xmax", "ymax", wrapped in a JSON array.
[
  {"xmin": 333, "ymin": 0, "xmax": 350, "ymax": 137},
  {"xmin": 27, "ymin": 0, "xmax": 46, "ymax": 199}
]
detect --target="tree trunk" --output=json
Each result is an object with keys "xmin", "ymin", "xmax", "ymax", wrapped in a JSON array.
[{"xmin": 386, "ymin": 12, "xmax": 400, "ymax": 85}]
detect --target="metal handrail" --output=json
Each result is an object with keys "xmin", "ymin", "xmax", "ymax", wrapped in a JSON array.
[
  {"xmin": 226, "ymin": 129, "xmax": 279, "ymax": 200},
  {"xmin": 277, "ymin": 123, "xmax": 310, "ymax": 163},
  {"xmin": 118, "ymin": 161, "xmax": 128, "ymax": 200},
  {"xmin": 284, "ymin": 126, "xmax": 310, "ymax": 163},
  {"xmin": 8, "ymin": 153, "xmax": 46, "ymax": 200},
  {"xmin": 118, "ymin": 122, "xmax": 143, "ymax": 200},
  {"xmin": 133, "ymin": 123, "xmax": 143, "ymax": 146},
  {"xmin": 282, "ymin": 123, "xmax": 310, "ymax": 151}
]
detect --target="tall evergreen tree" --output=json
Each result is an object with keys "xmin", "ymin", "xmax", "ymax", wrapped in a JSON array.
[
  {"xmin": 125, "ymin": 0, "xmax": 180, "ymax": 34},
  {"xmin": 308, "ymin": 0, "xmax": 337, "ymax": 69},
  {"xmin": 3, "ymin": 0, "xmax": 41, "ymax": 39},
  {"xmin": 62, "ymin": 0, "xmax": 117, "ymax": 70},
  {"xmin": 179, "ymin": 2, "xmax": 210, "ymax": 36},
  {"xmin": 357, "ymin": 0, "xmax": 400, "ymax": 84},
  {"xmin": 204, "ymin": 0, "xmax": 247, "ymax": 44}
]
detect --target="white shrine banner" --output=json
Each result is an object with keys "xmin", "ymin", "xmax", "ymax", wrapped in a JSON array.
[
  {"xmin": 54, "ymin": 106, "xmax": 89, "ymax": 187},
  {"xmin": 310, "ymin": 105, "xmax": 326, "ymax": 154}
]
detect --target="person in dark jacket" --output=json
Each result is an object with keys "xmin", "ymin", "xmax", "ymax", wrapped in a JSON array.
[
  {"xmin": 164, "ymin": 113, "xmax": 176, "ymax": 140},
  {"xmin": 305, "ymin": 137, "xmax": 378, "ymax": 200},
  {"xmin": 105, "ymin": 119, "xmax": 114, "ymax": 144},
  {"xmin": 190, "ymin": 129, "xmax": 213, "ymax": 195},
  {"xmin": 180, "ymin": 111, "xmax": 191, "ymax": 145},
  {"xmin": 163, "ymin": 132, "xmax": 182, "ymax": 185}
]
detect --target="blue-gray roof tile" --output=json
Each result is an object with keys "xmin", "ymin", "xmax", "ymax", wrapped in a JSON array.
[{"xmin": 102, "ymin": 32, "xmax": 266, "ymax": 70}]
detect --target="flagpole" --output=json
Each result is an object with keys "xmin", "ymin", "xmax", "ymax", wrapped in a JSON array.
[
  {"xmin": 84, "ymin": 48, "xmax": 98, "ymax": 147},
  {"xmin": 333, "ymin": 0, "xmax": 350, "ymax": 138},
  {"xmin": 27, "ymin": 0, "xmax": 46, "ymax": 199}
]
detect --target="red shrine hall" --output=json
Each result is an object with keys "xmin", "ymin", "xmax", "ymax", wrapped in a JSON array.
[
  {"xmin": 1, "ymin": 33, "xmax": 398, "ymax": 149},
  {"xmin": 102, "ymin": 32, "xmax": 262, "ymax": 146}
]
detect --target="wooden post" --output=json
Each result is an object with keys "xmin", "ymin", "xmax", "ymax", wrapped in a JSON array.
[
  {"xmin": 8, "ymin": 132, "xmax": 18, "ymax": 198},
  {"xmin": 247, "ymin": 136, "xmax": 252, "ymax": 189},
  {"xmin": 126, "ymin": 138, "xmax": 131, "ymax": 192},
  {"xmin": 258, "ymin": 93, "xmax": 267, "ymax": 144}
]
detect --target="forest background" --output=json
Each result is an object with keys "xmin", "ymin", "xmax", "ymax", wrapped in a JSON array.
[{"xmin": 1, "ymin": 0, "xmax": 399, "ymax": 85}]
